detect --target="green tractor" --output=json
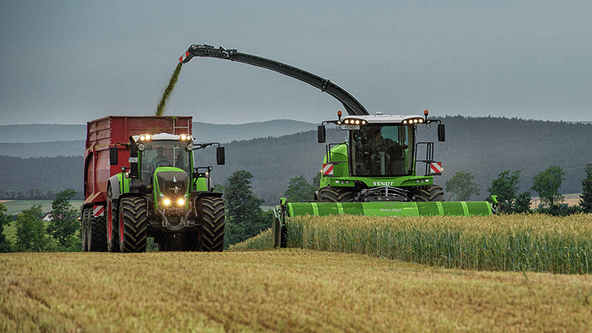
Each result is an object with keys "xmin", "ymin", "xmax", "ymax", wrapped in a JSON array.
[{"xmin": 83, "ymin": 116, "xmax": 226, "ymax": 253}]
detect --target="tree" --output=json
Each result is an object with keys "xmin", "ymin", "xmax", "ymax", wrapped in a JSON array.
[
  {"xmin": 284, "ymin": 174, "xmax": 317, "ymax": 203},
  {"xmin": 514, "ymin": 192, "xmax": 532, "ymax": 214},
  {"xmin": 15, "ymin": 205, "xmax": 54, "ymax": 252},
  {"xmin": 531, "ymin": 165, "xmax": 565, "ymax": 208},
  {"xmin": 0, "ymin": 203, "xmax": 12, "ymax": 252},
  {"xmin": 47, "ymin": 189, "xmax": 81, "ymax": 251},
  {"xmin": 445, "ymin": 171, "xmax": 480, "ymax": 201},
  {"xmin": 580, "ymin": 163, "xmax": 592, "ymax": 213},
  {"xmin": 487, "ymin": 170, "xmax": 522, "ymax": 213},
  {"xmin": 222, "ymin": 170, "xmax": 271, "ymax": 248}
]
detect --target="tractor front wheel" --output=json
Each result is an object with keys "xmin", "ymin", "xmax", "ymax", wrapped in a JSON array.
[
  {"xmin": 201, "ymin": 197, "xmax": 225, "ymax": 252},
  {"xmin": 118, "ymin": 197, "xmax": 148, "ymax": 253}
]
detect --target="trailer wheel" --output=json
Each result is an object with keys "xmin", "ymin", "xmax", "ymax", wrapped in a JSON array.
[
  {"xmin": 412, "ymin": 185, "xmax": 445, "ymax": 202},
  {"xmin": 158, "ymin": 233, "xmax": 183, "ymax": 251},
  {"xmin": 81, "ymin": 208, "xmax": 90, "ymax": 251},
  {"xmin": 318, "ymin": 186, "xmax": 354, "ymax": 203},
  {"xmin": 107, "ymin": 186, "xmax": 119, "ymax": 252},
  {"xmin": 118, "ymin": 197, "xmax": 148, "ymax": 253},
  {"xmin": 88, "ymin": 215, "xmax": 107, "ymax": 252},
  {"xmin": 201, "ymin": 197, "xmax": 225, "ymax": 252}
]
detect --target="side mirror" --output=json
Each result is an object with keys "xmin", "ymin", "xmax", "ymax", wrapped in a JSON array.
[
  {"xmin": 318, "ymin": 125, "xmax": 326, "ymax": 143},
  {"xmin": 109, "ymin": 147, "xmax": 118, "ymax": 165},
  {"xmin": 216, "ymin": 146, "xmax": 225, "ymax": 165},
  {"xmin": 438, "ymin": 124, "xmax": 445, "ymax": 142}
]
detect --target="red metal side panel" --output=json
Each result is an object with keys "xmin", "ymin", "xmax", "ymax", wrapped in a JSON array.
[{"xmin": 83, "ymin": 116, "xmax": 192, "ymax": 205}]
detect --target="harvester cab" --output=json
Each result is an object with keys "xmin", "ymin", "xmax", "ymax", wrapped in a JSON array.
[{"xmin": 316, "ymin": 110, "xmax": 446, "ymax": 203}]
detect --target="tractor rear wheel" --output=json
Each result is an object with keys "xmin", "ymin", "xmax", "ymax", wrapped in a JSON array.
[
  {"xmin": 412, "ymin": 185, "xmax": 445, "ymax": 202},
  {"xmin": 118, "ymin": 197, "xmax": 148, "ymax": 253},
  {"xmin": 201, "ymin": 197, "xmax": 225, "ymax": 252},
  {"xmin": 318, "ymin": 186, "xmax": 354, "ymax": 203}
]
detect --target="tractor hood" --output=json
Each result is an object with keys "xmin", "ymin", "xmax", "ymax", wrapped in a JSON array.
[{"xmin": 153, "ymin": 167, "xmax": 190, "ymax": 210}]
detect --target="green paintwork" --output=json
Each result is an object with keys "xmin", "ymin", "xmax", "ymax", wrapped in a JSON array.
[
  {"xmin": 285, "ymin": 201, "xmax": 492, "ymax": 218},
  {"xmin": 152, "ymin": 166, "xmax": 190, "ymax": 210},
  {"xmin": 319, "ymin": 143, "xmax": 431, "ymax": 189}
]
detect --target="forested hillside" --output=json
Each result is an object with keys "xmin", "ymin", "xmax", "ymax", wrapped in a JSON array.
[{"xmin": 1, "ymin": 116, "xmax": 591, "ymax": 203}]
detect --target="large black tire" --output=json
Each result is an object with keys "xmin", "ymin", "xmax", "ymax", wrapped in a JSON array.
[
  {"xmin": 158, "ymin": 233, "xmax": 183, "ymax": 251},
  {"xmin": 81, "ymin": 208, "xmax": 90, "ymax": 251},
  {"xmin": 318, "ymin": 186, "xmax": 355, "ymax": 203},
  {"xmin": 412, "ymin": 185, "xmax": 445, "ymax": 202},
  {"xmin": 201, "ymin": 197, "xmax": 225, "ymax": 252},
  {"xmin": 89, "ymin": 215, "xmax": 107, "ymax": 252},
  {"xmin": 107, "ymin": 186, "xmax": 119, "ymax": 252},
  {"xmin": 118, "ymin": 197, "xmax": 148, "ymax": 253}
]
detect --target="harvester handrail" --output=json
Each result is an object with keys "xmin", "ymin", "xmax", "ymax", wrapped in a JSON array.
[{"xmin": 414, "ymin": 142, "xmax": 436, "ymax": 176}]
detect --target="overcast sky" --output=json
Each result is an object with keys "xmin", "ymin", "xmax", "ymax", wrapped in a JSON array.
[{"xmin": 1, "ymin": 0, "xmax": 590, "ymax": 125}]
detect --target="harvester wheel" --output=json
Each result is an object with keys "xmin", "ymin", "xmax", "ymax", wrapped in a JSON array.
[
  {"xmin": 118, "ymin": 197, "xmax": 148, "ymax": 253},
  {"xmin": 318, "ymin": 186, "xmax": 354, "ymax": 203},
  {"xmin": 412, "ymin": 185, "xmax": 445, "ymax": 202},
  {"xmin": 201, "ymin": 197, "xmax": 225, "ymax": 252}
]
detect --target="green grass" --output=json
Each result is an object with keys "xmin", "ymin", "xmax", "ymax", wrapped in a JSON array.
[
  {"xmin": 1, "ymin": 200, "xmax": 84, "ymax": 244},
  {"xmin": 1, "ymin": 200, "xmax": 84, "ymax": 215}
]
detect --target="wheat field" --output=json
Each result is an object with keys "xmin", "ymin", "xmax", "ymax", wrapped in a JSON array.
[
  {"xmin": 2, "ymin": 250, "xmax": 592, "ymax": 332},
  {"xmin": 233, "ymin": 214, "xmax": 592, "ymax": 274}
]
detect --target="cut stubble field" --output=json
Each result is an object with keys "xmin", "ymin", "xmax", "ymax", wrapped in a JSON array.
[{"xmin": 2, "ymin": 250, "xmax": 591, "ymax": 332}]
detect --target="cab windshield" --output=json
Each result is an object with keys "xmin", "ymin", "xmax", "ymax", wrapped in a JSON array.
[
  {"xmin": 350, "ymin": 124, "xmax": 414, "ymax": 176},
  {"xmin": 140, "ymin": 141, "xmax": 192, "ymax": 185}
]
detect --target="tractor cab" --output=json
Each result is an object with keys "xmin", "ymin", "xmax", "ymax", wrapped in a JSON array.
[{"xmin": 135, "ymin": 133, "xmax": 194, "ymax": 186}]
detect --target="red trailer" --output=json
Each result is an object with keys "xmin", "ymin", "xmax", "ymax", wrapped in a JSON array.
[
  {"xmin": 83, "ymin": 116, "xmax": 192, "ymax": 206},
  {"xmin": 81, "ymin": 116, "xmax": 225, "ymax": 252}
]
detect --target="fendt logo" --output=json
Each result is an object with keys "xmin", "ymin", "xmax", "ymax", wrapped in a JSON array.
[{"xmin": 373, "ymin": 182, "xmax": 394, "ymax": 186}]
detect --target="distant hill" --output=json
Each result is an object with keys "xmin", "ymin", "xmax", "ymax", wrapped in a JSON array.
[
  {"xmin": 0, "ymin": 119, "xmax": 316, "ymax": 145},
  {"xmin": 1, "ymin": 116, "xmax": 591, "ymax": 204}
]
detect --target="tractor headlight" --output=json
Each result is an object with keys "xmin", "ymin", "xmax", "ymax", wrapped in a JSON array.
[
  {"xmin": 163, "ymin": 198, "xmax": 171, "ymax": 206},
  {"xmin": 177, "ymin": 198, "xmax": 185, "ymax": 206}
]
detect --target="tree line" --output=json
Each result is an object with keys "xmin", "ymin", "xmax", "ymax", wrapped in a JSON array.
[
  {"xmin": 445, "ymin": 163, "xmax": 592, "ymax": 216},
  {"xmin": 2, "ymin": 116, "xmax": 592, "ymax": 204},
  {"xmin": 0, "ymin": 189, "xmax": 80, "ymax": 252}
]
